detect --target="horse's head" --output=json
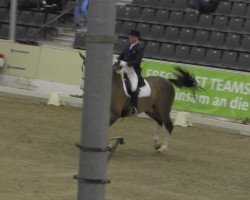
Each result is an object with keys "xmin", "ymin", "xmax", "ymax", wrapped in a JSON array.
[
  {"xmin": 79, "ymin": 53, "xmax": 122, "ymax": 82},
  {"xmin": 79, "ymin": 52, "xmax": 86, "ymax": 72}
]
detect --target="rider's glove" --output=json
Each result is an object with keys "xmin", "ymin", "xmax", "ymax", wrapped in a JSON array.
[
  {"xmin": 119, "ymin": 61, "xmax": 127, "ymax": 68},
  {"xmin": 113, "ymin": 58, "xmax": 119, "ymax": 66}
]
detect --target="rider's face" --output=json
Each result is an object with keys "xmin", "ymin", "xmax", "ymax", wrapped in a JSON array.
[{"xmin": 129, "ymin": 35, "xmax": 139, "ymax": 44}]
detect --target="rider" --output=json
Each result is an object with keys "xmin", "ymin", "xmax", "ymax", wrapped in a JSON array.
[{"xmin": 116, "ymin": 30, "xmax": 145, "ymax": 115}]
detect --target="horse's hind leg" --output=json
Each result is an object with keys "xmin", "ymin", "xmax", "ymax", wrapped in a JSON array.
[
  {"xmin": 163, "ymin": 114, "xmax": 173, "ymax": 134},
  {"xmin": 157, "ymin": 114, "xmax": 173, "ymax": 153},
  {"xmin": 154, "ymin": 124, "xmax": 162, "ymax": 150},
  {"xmin": 145, "ymin": 111, "xmax": 163, "ymax": 150},
  {"xmin": 146, "ymin": 109, "xmax": 173, "ymax": 153}
]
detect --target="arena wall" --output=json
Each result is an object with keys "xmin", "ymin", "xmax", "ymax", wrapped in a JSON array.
[{"xmin": 0, "ymin": 40, "xmax": 84, "ymax": 85}]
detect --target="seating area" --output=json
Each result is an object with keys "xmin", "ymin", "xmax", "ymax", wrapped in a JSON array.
[
  {"xmin": 113, "ymin": 0, "xmax": 250, "ymax": 72},
  {"xmin": 1, "ymin": 0, "xmax": 250, "ymax": 72},
  {"xmin": 0, "ymin": 0, "xmax": 75, "ymax": 41}
]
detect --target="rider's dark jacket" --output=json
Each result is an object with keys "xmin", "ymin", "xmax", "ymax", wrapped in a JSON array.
[
  {"xmin": 118, "ymin": 42, "xmax": 144, "ymax": 74},
  {"xmin": 117, "ymin": 42, "xmax": 145, "ymax": 86}
]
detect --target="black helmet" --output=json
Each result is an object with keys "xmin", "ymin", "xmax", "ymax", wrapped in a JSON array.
[{"xmin": 129, "ymin": 29, "xmax": 141, "ymax": 38}]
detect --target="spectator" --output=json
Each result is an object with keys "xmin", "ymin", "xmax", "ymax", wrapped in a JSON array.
[
  {"xmin": 74, "ymin": 0, "xmax": 89, "ymax": 28},
  {"xmin": 40, "ymin": 0, "xmax": 62, "ymax": 11},
  {"xmin": 186, "ymin": 0, "xmax": 220, "ymax": 14}
]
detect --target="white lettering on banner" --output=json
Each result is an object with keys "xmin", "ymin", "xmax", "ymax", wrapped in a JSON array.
[
  {"xmin": 144, "ymin": 68, "xmax": 250, "ymax": 114},
  {"xmin": 196, "ymin": 76, "xmax": 208, "ymax": 88},
  {"xmin": 146, "ymin": 69, "xmax": 250, "ymax": 96},
  {"xmin": 210, "ymin": 79, "xmax": 250, "ymax": 95},
  {"xmin": 210, "ymin": 78, "xmax": 220, "ymax": 90},
  {"xmin": 229, "ymin": 97, "xmax": 249, "ymax": 111},
  {"xmin": 175, "ymin": 91, "xmax": 210, "ymax": 105},
  {"xmin": 176, "ymin": 93, "xmax": 249, "ymax": 111},
  {"xmin": 213, "ymin": 97, "xmax": 227, "ymax": 107},
  {"xmin": 146, "ymin": 69, "xmax": 174, "ymax": 79}
]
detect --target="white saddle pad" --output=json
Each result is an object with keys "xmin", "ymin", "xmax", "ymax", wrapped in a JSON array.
[{"xmin": 122, "ymin": 79, "xmax": 151, "ymax": 98}]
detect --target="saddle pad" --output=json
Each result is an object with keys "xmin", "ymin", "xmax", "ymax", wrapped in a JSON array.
[{"xmin": 122, "ymin": 79, "xmax": 151, "ymax": 98}]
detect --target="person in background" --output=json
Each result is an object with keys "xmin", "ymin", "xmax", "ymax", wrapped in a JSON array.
[
  {"xmin": 186, "ymin": 0, "xmax": 220, "ymax": 14},
  {"xmin": 74, "ymin": 0, "xmax": 89, "ymax": 28},
  {"xmin": 40, "ymin": 0, "xmax": 62, "ymax": 11}
]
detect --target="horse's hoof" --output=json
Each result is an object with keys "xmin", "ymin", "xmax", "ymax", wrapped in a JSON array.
[
  {"xmin": 156, "ymin": 146, "xmax": 167, "ymax": 154},
  {"xmin": 154, "ymin": 144, "xmax": 161, "ymax": 150}
]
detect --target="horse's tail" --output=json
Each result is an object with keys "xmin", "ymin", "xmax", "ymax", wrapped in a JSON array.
[{"xmin": 169, "ymin": 67, "xmax": 198, "ymax": 90}]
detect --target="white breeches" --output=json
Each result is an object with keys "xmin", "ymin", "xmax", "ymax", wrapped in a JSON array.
[{"xmin": 122, "ymin": 66, "xmax": 138, "ymax": 92}]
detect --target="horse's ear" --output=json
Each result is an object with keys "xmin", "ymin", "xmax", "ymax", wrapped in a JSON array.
[{"xmin": 79, "ymin": 52, "xmax": 85, "ymax": 60}]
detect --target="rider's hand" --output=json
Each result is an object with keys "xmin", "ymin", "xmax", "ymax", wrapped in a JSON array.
[
  {"xmin": 113, "ymin": 58, "xmax": 118, "ymax": 66},
  {"xmin": 119, "ymin": 61, "xmax": 127, "ymax": 68}
]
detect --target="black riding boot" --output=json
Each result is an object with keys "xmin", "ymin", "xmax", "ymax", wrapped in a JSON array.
[{"xmin": 129, "ymin": 91, "xmax": 138, "ymax": 115}]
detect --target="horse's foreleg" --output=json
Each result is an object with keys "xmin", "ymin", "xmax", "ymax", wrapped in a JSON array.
[
  {"xmin": 154, "ymin": 124, "xmax": 162, "ymax": 150},
  {"xmin": 156, "ymin": 128, "xmax": 170, "ymax": 153}
]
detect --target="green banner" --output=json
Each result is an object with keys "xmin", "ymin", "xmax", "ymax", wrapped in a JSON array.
[{"xmin": 141, "ymin": 61, "xmax": 250, "ymax": 120}]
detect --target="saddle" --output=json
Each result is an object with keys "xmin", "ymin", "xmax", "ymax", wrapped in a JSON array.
[{"xmin": 122, "ymin": 74, "xmax": 151, "ymax": 98}]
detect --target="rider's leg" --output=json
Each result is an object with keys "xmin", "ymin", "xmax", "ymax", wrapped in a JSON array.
[
  {"xmin": 125, "ymin": 67, "xmax": 139, "ymax": 114},
  {"xmin": 123, "ymin": 66, "xmax": 138, "ymax": 92},
  {"xmin": 130, "ymin": 90, "xmax": 138, "ymax": 113}
]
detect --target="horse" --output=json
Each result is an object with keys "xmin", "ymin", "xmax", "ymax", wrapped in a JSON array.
[{"xmin": 79, "ymin": 53, "xmax": 198, "ymax": 153}]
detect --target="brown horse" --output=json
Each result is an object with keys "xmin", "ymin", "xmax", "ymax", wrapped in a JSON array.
[{"xmin": 79, "ymin": 53, "xmax": 198, "ymax": 153}]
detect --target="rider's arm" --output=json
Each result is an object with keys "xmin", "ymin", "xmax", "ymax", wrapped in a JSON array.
[
  {"xmin": 117, "ymin": 44, "xmax": 129, "ymax": 60},
  {"xmin": 127, "ymin": 46, "xmax": 144, "ymax": 67}
]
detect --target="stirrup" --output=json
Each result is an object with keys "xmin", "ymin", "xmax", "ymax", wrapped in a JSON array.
[{"xmin": 129, "ymin": 107, "xmax": 137, "ymax": 116}]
